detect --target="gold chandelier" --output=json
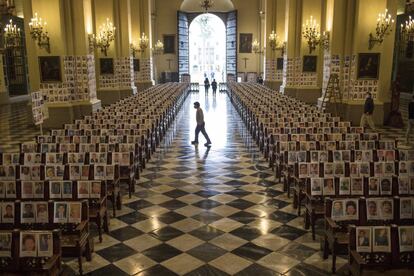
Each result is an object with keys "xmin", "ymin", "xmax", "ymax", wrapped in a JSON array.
[
  {"xmin": 368, "ymin": 9, "xmax": 394, "ymax": 50},
  {"xmin": 28, "ymin": 12, "xmax": 51, "ymax": 53},
  {"xmin": 3, "ymin": 19, "xmax": 20, "ymax": 48},
  {"xmin": 302, "ymin": 16, "xmax": 329, "ymax": 53},
  {"xmin": 268, "ymin": 30, "xmax": 286, "ymax": 55},
  {"xmin": 88, "ymin": 18, "xmax": 116, "ymax": 56}
]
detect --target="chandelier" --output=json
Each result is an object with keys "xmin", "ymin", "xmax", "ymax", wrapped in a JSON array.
[
  {"xmin": 152, "ymin": 39, "xmax": 164, "ymax": 55},
  {"xmin": 28, "ymin": 12, "xmax": 51, "ymax": 53},
  {"xmin": 368, "ymin": 9, "xmax": 394, "ymax": 50},
  {"xmin": 268, "ymin": 30, "xmax": 285, "ymax": 55},
  {"xmin": 200, "ymin": 0, "xmax": 213, "ymax": 13},
  {"xmin": 302, "ymin": 16, "xmax": 329, "ymax": 53},
  {"xmin": 400, "ymin": 15, "xmax": 414, "ymax": 46},
  {"xmin": 88, "ymin": 18, "xmax": 116, "ymax": 56},
  {"xmin": 130, "ymin": 33, "xmax": 149, "ymax": 57},
  {"xmin": 3, "ymin": 19, "xmax": 20, "ymax": 48}
]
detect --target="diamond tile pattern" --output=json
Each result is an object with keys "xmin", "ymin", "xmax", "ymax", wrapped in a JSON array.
[{"xmin": 3, "ymin": 92, "xmax": 410, "ymax": 275}]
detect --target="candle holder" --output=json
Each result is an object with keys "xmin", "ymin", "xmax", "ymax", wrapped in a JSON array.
[
  {"xmin": 268, "ymin": 30, "xmax": 286, "ymax": 55},
  {"xmin": 152, "ymin": 40, "xmax": 164, "ymax": 56},
  {"xmin": 400, "ymin": 15, "xmax": 414, "ymax": 47},
  {"xmin": 3, "ymin": 19, "xmax": 20, "ymax": 48},
  {"xmin": 302, "ymin": 16, "xmax": 320, "ymax": 54},
  {"xmin": 368, "ymin": 9, "xmax": 394, "ymax": 50},
  {"xmin": 131, "ymin": 32, "xmax": 149, "ymax": 57},
  {"xmin": 88, "ymin": 18, "xmax": 116, "ymax": 56},
  {"xmin": 252, "ymin": 39, "xmax": 263, "ymax": 54},
  {"xmin": 28, "ymin": 13, "xmax": 50, "ymax": 53}
]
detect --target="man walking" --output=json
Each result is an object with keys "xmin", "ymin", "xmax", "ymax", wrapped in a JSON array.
[
  {"xmin": 204, "ymin": 77, "xmax": 210, "ymax": 94},
  {"xmin": 406, "ymin": 95, "xmax": 414, "ymax": 144},
  {"xmin": 211, "ymin": 79, "xmax": 217, "ymax": 94},
  {"xmin": 191, "ymin": 102, "xmax": 212, "ymax": 147},
  {"xmin": 360, "ymin": 92, "xmax": 376, "ymax": 131}
]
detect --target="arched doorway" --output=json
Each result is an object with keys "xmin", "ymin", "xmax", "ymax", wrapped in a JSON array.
[{"xmin": 189, "ymin": 13, "xmax": 226, "ymax": 83}]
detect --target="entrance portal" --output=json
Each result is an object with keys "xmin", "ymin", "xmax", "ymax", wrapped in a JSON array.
[{"xmin": 189, "ymin": 13, "xmax": 226, "ymax": 84}]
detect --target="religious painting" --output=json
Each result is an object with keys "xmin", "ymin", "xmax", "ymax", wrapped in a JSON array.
[
  {"xmin": 39, "ymin": 56, "xmax": 62, "ymax": 82},
  {"xmin": 357, "ymin": 53, "xmax": 380, "ymax": 79},
  {"xmin": 100, "ymin": 58, "xmax": 114, "ymax": 75},
  {"xmin": 133, "ymin": 59, "xmax": 140, "ymax": 72},
  {"xmin": 303, "ymin": 55, "xmax": 317, "ymax": 72},
  {"xmin": 239, "ymin": 33, "xmax": 253, "ymax": 53},
  {"xmin": 163, "ymin": 34, "xmax": 176, "ymax": 54},
  {"xmin": 277, "ymin": 58, "xmax": 284, "ymax": 70}
]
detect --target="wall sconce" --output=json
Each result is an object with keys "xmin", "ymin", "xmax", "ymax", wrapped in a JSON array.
[
  {"xmin": 152, "ymin": 39, "xmax": 164, "ymax": 56},
  {"xmin": 252, "ymin": 39, "xmax": 262, "ymax": 54},
  {"xmin": 368, "ymin": 9, "xmax": 394, "ymax": 50},
  {"xmin": 400, "ymin": 15, "xmax": 413, "ymax": 46},
  {"xmin": 268, "ymin": 30, "xmax": 286, "ymax": 55},
  {"xmin": 302, "ymin": 16, "xmax": 321, "ymax": 54},
  {"xmin": 88, "ymin": 18, "xmax": 116, "ymax": 56},
  {"xmin": 320, "ymin": 31, "xmax": 330, "ymax": 51},
  {"xmin": 131, "ymin": 32, "xmax": 149, "ymax": 57},
  {"xmin": 28, "ymin": 12, "xmax": 50, "ymax": 53},
  {"xmin": 3, "ymin": 19, "xmax": 21, "ymax": 48}
]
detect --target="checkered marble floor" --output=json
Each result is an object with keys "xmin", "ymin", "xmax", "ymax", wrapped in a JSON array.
[
  {"xmin": 58, "ymin": 92, "xmax": 346, "ymax": 276},
  {"xmin": 0, "ymin": 93, "xmax": 412, "ymax": 275}
]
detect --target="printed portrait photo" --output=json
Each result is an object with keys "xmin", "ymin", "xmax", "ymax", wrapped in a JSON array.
[
  {"xmin": 373, "ymin": 226, "xmax": 391, "ymax": 252},
  {"xmin": 0, "ymin": 232, "xmax": 12, "ymax": 257},
  {"xmin": 20, "ymin": 232, "xmax": 37, "ymax": 257},
  {"xmin": 356, "ymin": 227, "xmax": 372, "ymax": 253}
]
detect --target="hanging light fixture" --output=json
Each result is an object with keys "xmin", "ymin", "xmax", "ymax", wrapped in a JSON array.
[
  {"xmin": 368, "ymin": 9, "xmax": 395, "ymax": 50},
  {"xmin": 28, "ymin": 12, "xmax": 51, "ymax": 53},
  {"xmin": 200, "ymin": 0, "xmax": 214, "ymax": 13},
  {"xmin": 88, "ymin": 18, "xmax": 116, "ymax": 56},
  {"xmin": 3, "ymin": 19, "xmax": 20, "ymax": 48}
]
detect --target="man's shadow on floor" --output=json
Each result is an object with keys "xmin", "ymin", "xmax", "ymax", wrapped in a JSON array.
[{"xmin": 195, "ymin": 145, "xmax": 211, "ymax": 160}]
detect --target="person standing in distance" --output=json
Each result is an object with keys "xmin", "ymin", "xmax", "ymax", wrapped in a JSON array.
[
  {"xmin": 211, "ymin": 79, "xmax": 217, "ymax": 95},
  {"xmin": 191, "ymin": 102, "xmax": 212, "ymax": 147},
  {"xmin": 406, "ymin": 95, "xmax": 414, "ymax": 144},
  {"xmin": 360, "ymin": 92, "xmax": 376, "ymax": 131},
  {"xmin": 204, "ymin": 77, "xmax": 210, "ymax": 94}
]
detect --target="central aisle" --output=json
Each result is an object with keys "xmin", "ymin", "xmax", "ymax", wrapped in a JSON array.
[{"xmin": 66, "ymin": 92, "xmax": 346, "ymax": 275}]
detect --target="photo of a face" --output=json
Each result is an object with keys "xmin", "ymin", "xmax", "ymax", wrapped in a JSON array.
[
  {"xmin": 94, "ymin": 165, "xmax": 105, "ymax": 180},
  {"xmin": 21, "ymin": 202, "xmax": 35, "ymax": 223},
  {"xmin": 54, "ymin": 202, "xmax": 68, "ymax": 223},
  {"xmin": 398, "ymin": 177, "xmax": 409, "ymax": 195},
  {"xmin": 399, "ymin": 162, "xmax": 408, "ymax": 175},
  {"xmin": 367, "ymin": 200, "xmax": 379, "ymax": 220},
  {"xmin": 33, "ymin": 182, "xmax": 44, "ymax": 198},
  {"xmin": 50, "ymin": 182, "xmax": 61, "ymax": 198},
  {"xmin": 351, "ymin": 178, "xmax": 364, "ymax": 195},
  {"xmin": 399, "ymin": 227, "xmax": 414, "ymax": 252},
  {"xmin": 324, "ymin": 163, "xmax": 334, "ymax": 177},
  {"xmin": 350, "ymin": 163, "xmax": 359, "ymax": 177},
  {"xmin": 45, "ymin": 166, "xmax": 56, "ymax": 180},
  {"xmin": 69, "ymin": 203, "xmax": 81, "ymax": 223},
  {"xmin": 380, "ymin": 199, "xmax": 393, "ymax": 220},
  {"xmin": 359, "ymin": 162, "xmax": 370, "ymax": 176},
  {"xmin": 334, "ymin": 162, "xmax": 345, "ymax": 176},
  {"xmin": 81, "ymin": 166, "xmax": 90, "ymax": 180},
  {"xmin": 38, "ymin": 233, "xmax": 53, "ymax": 257},
  {"xmin": 345, "ymin": 200, "xmax": 358, "ymax": 219},
  {"xmin": 20, "ymin": 166, "xmax": 31, "ymax": 181},
  {"xmin": 0, "ymin": 233, "xmax": 12, "ymax": 257},
  {"xmin": 62, "ymin": 181, "xmax": 72, "ymax": 199},
  {"xmin": 5, "ymin": 181, "xmax": 16, "ymax": 198},
  {"xmin": 309, "ymin": 163, "xmax": 319, "ymax": 178},
  {"xmin": 77, "ymin": 181, "xmax": 89, "ymax": 198},
  {"xmin": 90, "ymin": 181, "xmax": 101, "ymax": 198},
  {"xmin": 70, "ymin": 165, "xmax": 81, "ymax": 180},
  {"xmin": 380, "ymin": 178, "xmax": 392, "ymax": 195},
  {"xmin": 319, "ymin": 152, "xmax": 328, "ymax": 162},
  {"xmin": 22, "ymin": 182, "xmax": 33, "ymax": 198},
  {"xmin": 311, "ymin": 179, "xmax": 322, "ymax": 196},
  {"xmin": 374, "ymin": 163, "xmax": 384, "ymax": 176},
  {"xmin": 20, "ymin": 233, "xmax": 37, "ymax": 257},
  {"xmin": 400, "ymin": 199, "xmax": 413, "ymax": 219},
  {"xmin": 323, "ymin": 178, "xmax": 335, "ymax": 195},
  {"xmin": 339, "ymin": 178, "xmax": 350, "ymax": 195},
  {"xmin": 332, "ymin": 200, "xmax": 344, "ymax": 220},
  {"xmin": 368, "ymin": 178, "xmax": 379, "ymax": 195},
  {"xmin": 36, "ymin": 202, "xmax": 49, "ymax": 223},
  {"xmin": 356, "ymin": 227, "xmax": 371, "ymax": 253},
  {"xmin": 384, "ymin": 162, "xmax": 395, "ymax": 176},
  {"xmin": 1, "ymin": 203, "xmax": 14, "ymax": 223},
  {"xmin": 105, "ymin": 165, "xmax": 114, "ymax": 180},
  {"xmin": 373, "ymin": 227, "xmax": 391, "ymax": 252}
]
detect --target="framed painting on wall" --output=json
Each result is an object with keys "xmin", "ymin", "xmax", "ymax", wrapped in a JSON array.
[
  {"xmin": 239, "ymin": 33, "xmax": 252, "ymax": 53},
  {"xmin": 303, "ymin": 55, "xmax": 317, "ymax": 72},
  {"xmin": 277, "ymin": 58, "xmax": 284, "ymax": 70},
  {"xmin": 39, "ymin": 56, "xmax": 62, "ymax": 83},
  {"xmin": 133, "ymin": 59, "xmax": 140, "ymax": 72},
  {"xmin": 163, "ymin": 34, "xmax": 176, "ymax": 54},
  {"xmin": 357, "ymin": 53, "xmax": 380, "ymax": 80},
  {"xmin": 100, "ymin": 58, "xmax": 114, "ymax": 75}
]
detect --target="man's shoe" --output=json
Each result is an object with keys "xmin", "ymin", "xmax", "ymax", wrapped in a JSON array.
[
  {"xmin": 191, "ymin": 141, "xmax": 199, "ymax": 145},
  {"xmin": 204, "ymin": 143, "xmax": 212, "ymax": 147}
]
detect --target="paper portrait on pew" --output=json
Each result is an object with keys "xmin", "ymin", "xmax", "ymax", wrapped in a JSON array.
[
  {"xmin": 373, "ymin": 226, "xmax": 391, "ymax": 252},
  {"xmin": 356, "ymin": 227, "xmax": 372, "ymax": 253},
  {"xmin": 20, "ymin": 232, "xmax": 37, "ymax": 257},
  {"xmin": 400, "ymin": 198, "xmax": 413, "ymax": 220},
  {"xmin": 37, "ymin": 232, "xmax": 53, "ymax": 257},
  {"xmin": 0, "ymin": 232, "xmax": 12, "ymax": 257},
  {"xmin": 331, "ymin": 200, "xmax": 345, "ymax": 221},
  {"xmin": 1, "ymin": 202, "xmax": 14, "ymax": 223},
  {"xmin": 399, "ymin": 226, "xmax": 414, "ymax": 252}
]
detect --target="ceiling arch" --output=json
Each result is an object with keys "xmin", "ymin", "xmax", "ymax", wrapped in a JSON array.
[{"xmin": 180, "ymin": 0, "xmax": 234, "ymax": 12}]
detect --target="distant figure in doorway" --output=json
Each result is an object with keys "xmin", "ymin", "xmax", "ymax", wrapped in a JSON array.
[
  {"xmin": 257, "ymin": 75, "xmax": 264, "ymax": 85},
  {"xmin": 360, "ymin": 92, "xmax": 376, "ymax": 131},
  {"xmin": 204, "ymin": 78, "xmax": 210, "ymax": 94},
  {"xmin": 211, "ymin": 79, "xmax": 217, "ymax": 94},
  {"xmin": 406, "ymin": 95, "xmax": 414, "ymax": 144},
  {"xmin": 191, "ymin": 102, "xmax": 212, "ymax": 147}
]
